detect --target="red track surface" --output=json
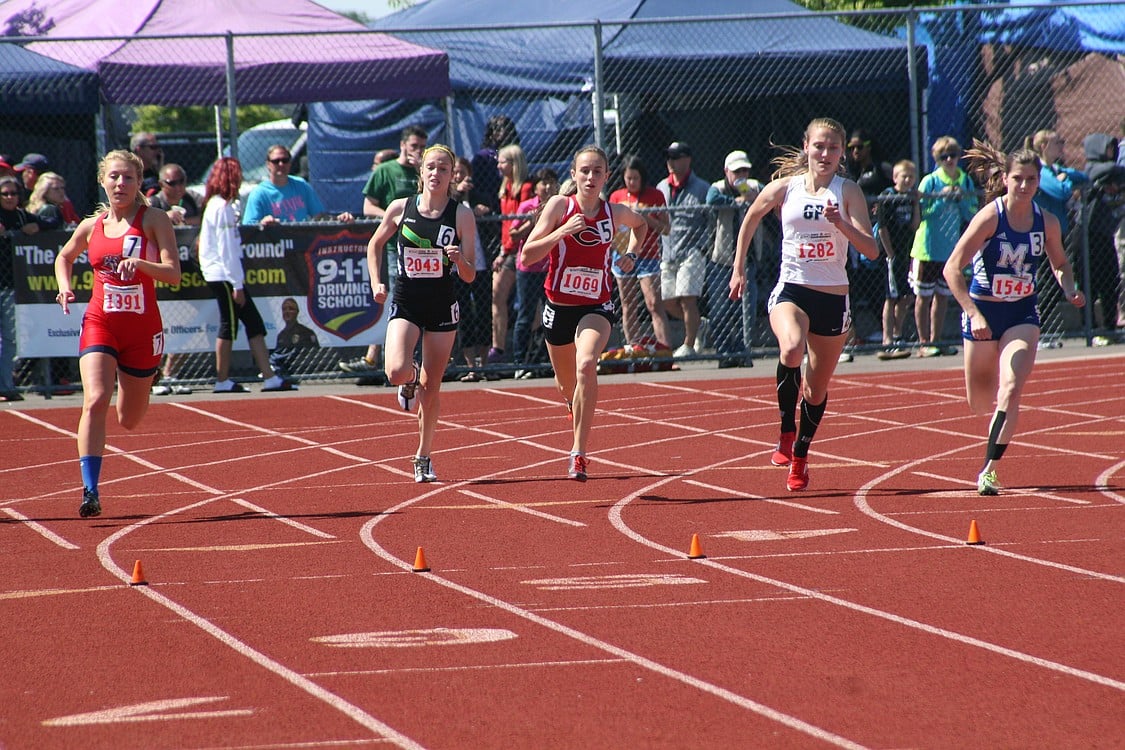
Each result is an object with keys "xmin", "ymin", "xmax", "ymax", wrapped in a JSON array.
[{"xmin": 2, "ymin": 354, "xmax": 1123, "ymax": 749}]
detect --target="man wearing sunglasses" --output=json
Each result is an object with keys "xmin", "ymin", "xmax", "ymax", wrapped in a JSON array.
[
  {"xmin": 129, "ymin": 132, "xmax": 164, "ymax": 197},
  {"xmin": 148, "ymin": 163, "xmax": 202, "ymax": 226},
  {"xmin": 241, "ymin": 145, "xmax": 354, "ymax": 226}
]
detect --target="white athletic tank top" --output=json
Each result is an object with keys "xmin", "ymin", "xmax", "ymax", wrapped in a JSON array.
[{"xmin": 778, "ymin": 174, "xmax": 849, "ymax": 287}]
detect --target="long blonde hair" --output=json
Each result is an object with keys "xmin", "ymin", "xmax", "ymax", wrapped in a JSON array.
[
  {"xmin": 770, "ymin": 117, "xmax": 848, "ymax": 180},
  {"xmin": 94, "ymin": 149, "xmax": 148, "ymax": 215},
  {"xmin": 27, "ymin": 171, "xmax": 65, "ymax": 214},
  {"xmin": 964, "ymin": 138, "xmax": 1041, "ymax": 203},
  {"xmin": 498, "ymin": 143, "xmax": 529, "ymax": 200}
]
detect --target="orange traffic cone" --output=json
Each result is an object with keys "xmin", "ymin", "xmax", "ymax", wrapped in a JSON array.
[
  {"xmin": 966, "ymin": 520, "xmax": 984, "ymax": 545},
  {"xmin": 687, "ymin": 534, "xmax": 706, "ymax": 559},
  {"xmin": 411, "ymin": 547, "xmax": 431, "ymax": 572},
  {"xmin": 129, "ymin": 559, "xmax": 148, "ymax": 586}
]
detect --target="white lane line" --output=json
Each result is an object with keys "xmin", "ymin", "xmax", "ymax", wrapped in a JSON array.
[
  {"xmin": 456, "ymin": 489, "xmax": 586, "ymax": 527},
  {"xmin": 307, "ymin": 658, "xmax": 628, "ymax": 678},
  {"xmin": 1097, "ymin": 459, "xmax": 1125, "ymax": 505},
  {"xmin": 230, "ymin": 498, "xmax": 336, "ymax": 539},
  {"xmin": 3, "ymin": 507, "xmax": 80, "ymax": 549},
  {"xmin": 608, "ymin": 474, "xmax": 1125, "ymax": 693},
  {"xmin": 910, "ymin": 472, "xmax": 1091, "ymax": 505},
  {"xmin": 96, "ymin": 499, "xmax": 426, "ymax": 749},
  {"xmin": 360, "ymin": 495, "xmax": 867, "ymax": 750},
  {"xmin": 683, "ymin": 479, "xmax": 839, "ymax": 515},
  {"xmin": 855, "ymin": 449, "xmax": 1125, "ymax": 584}
]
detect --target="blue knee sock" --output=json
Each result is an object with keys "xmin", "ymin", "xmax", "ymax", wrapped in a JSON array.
[{"xmin": 79, "ymin": 456, "xmax": 102, "ymax": 493}]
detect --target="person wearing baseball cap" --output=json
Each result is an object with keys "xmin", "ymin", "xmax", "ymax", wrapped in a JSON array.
[
  {"xmin": 14, "ymin": 153, "xmax": 49, "ymax": 193},
  {"xmin": 0, "ymin": 157, "xmax": 15, "ymax": 180},
  {"xmin": 706, "ymin": 149, "xmax": 761, "ymax": 368},
  {"xmin": 658, "ymin": 140, "xmax": 710, "ymax": 359}
]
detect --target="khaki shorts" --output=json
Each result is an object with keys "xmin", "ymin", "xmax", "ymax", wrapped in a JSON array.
[{"xmin": 661, "ymin": 251, "xmax": 705, "ymax": 300}]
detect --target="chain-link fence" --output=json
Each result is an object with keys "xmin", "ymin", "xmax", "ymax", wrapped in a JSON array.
[{"xmin": 3, "ymin": 2, "xmax": 1123, "ymax": 396}]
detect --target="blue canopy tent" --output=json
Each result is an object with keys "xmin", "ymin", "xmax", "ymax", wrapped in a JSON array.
[
  {"xmin": 0, "ymin": 42, "xmax": 99, "ymax": 115},
  {"xmin": 0, "ymin": 43, "xmax": 101, "ymax": 213},
  {"xmin": 310, "ymin": 0, "xmax": 923, "ymax": 213}
]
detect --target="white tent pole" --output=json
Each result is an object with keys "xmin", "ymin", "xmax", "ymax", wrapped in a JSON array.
[
  {"xmin": 225, "ymin": 31, "xmax": 239, "ymax": 161},
  {"xmin": 213, "ymin": 105, "xmax": 223, "ymax": 160}
]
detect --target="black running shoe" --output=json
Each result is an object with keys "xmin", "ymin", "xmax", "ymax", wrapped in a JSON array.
[{"xmin": 79, "ymin": 487, "xmax": 101, "ymax": 518}]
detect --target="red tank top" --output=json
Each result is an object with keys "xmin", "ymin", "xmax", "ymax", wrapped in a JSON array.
[
  {"xmin": 87, "ymin": 206, "xmax": 159, "ymax": 319},
  {"xmin": 544, "ymin": 196, "xmax": 615, "ymax": 306}
]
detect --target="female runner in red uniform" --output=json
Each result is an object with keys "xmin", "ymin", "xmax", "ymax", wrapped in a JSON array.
[
  {"xmin": 521, "ymin": 145, "xmax": 649, "ymax": 480},
  {"xmin": 54, "ymin": 150, "xmax": 181, "ymax": 517}
]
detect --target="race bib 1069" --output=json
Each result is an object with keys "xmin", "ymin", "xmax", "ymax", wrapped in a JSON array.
[{"xmin": 559, "ymin": 266, "xmax": 602, "ymax": 299}]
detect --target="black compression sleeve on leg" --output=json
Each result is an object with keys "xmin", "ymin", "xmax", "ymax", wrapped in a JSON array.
[
  {"xmin": 776, "ymin": 363, "xmax": 801, "ymax": 433},
  {"xmin": 986, "ymin": 410, "xmax": 1008, "ymax": 463},
  {"xmin": 794, "ymin": 396, "xmax": 828, "ymax": 459}
]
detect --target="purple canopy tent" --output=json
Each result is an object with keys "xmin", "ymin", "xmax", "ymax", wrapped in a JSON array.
[{"xmin": 2, "ymin": 0, "xmax": 451, "ymax": 105}]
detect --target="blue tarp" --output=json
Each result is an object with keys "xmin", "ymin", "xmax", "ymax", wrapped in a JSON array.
[
  {"xmin": 312, "ymin": 0, "xmax": 918, "ymax": 213},
  {"xmin": 917, "ymin": 0, "xmax": 1125, "ymax": 165},
  {"xmin": 0, "ymin": 42, "xmax": 99, "ymax": 115}
]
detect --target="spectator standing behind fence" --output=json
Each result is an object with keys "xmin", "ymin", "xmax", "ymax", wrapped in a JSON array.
[
  {"xmin": 148, "ymin": 163, "xmax": 203, "ymax": 227},
  {"xmin": 1079, "ymin": 133, "xmax": 1124, "ymax": 337},
  {"xmin": 340, "ymin": 127, "xmax": 427, "ymax": 384},
  {"xmin": 840, "ymin": 129, "xmax": 895, "ymax": 361},
  {"xmin": 13, "ymin": 153, "xmax": 51, "ymax": 202},
  {"xmin": 910, "ymin": 136, "xmax": 977, "ymax": 357},
  {"xmin": 943, "ymin": 140, "xmax": 1085, "ymax": 496},
  {"xmin": 658, "ymin": 141, "xmax": 710, "ymax": 358},
  {"xmin": 366, "ymin": 144, "xmax": 477, "ymax": 484},
  {"xmin": 242, "ymin": 145, "xmax": 354, "ymax": 226},
  {"xmin": 470, "ymin": 115, "xmax": 519, "ymax": 256},
  {"xmin": 706, "ymin": 150, "xmax": 760, "ymax": 368},
  {"xmin": 26, "ymin": 171, "xmax": 80, "ymax": 230},
  {"xmin": 521, "ymin": 144, "xmax": 648, "ymax": 481},
  {"xmin": 729, "ymin": 117, "xmax": 878, "ymax": 492},
  {"xmin": 149, "ymin": 167, "xmax": 198, "ymax": 393},
  {"xmin": 0, "ymin": 175, "xmax": 40, "ymax": 402},
  {"xmin": 487, "ymin": 143, "xmax": 535, "ymax": 377},
  {"xmin": 609, "ymin": 155, "xmax": 671, "ymax": 353},
  {"xmin": 129, "ymin": 133, "xmax": 163, "ymax": 197},
  {"xmin": 200, "ymin": 157, "xmax": 297, "ymax": 394},
  {"xmin": 451, "ymin": 155, "xmax": 492, "ymax": 382},
  {"xmin": 52, "ymin": 150, "xmax": 181, "ymax": 517},
  {"xmin": 1027, "ymin": 130, "xmax": 1086, "ymax": 239},
  {"xmin": 874, "ymin": 159, "xmax": 919, "ymax": 360},
  {"xmin": 511, "ymin": 166, "xmax": 559, "ymax": 379},
  {"xmin": 269, "ymin": 297, "xmax": 320, "ymax": 381}
]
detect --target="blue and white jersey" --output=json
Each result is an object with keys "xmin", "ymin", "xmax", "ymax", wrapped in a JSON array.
[{"xmin": 968, "ymin": 198, "xmax": 1046, "ymax": 302}]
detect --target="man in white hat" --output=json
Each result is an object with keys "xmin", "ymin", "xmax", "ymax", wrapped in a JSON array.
[{"xmin": 704, "ymin": 150, "xmax": 761, "ymax": 367}]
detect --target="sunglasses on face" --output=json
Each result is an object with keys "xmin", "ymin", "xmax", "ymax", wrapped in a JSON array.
[
  {"xmin": 939, "ymin": 152, "xmax": 960, "ymax": 161},
  {"xmin": 0, "ymin": 191, "xmax": 18, "ymax": 197},
  {"xmin": 138, "ymin": 143, "xmax": 160, "ymax": 150},
  {"xmin": 162, "ymin": 178, "xmax": 185, "ymax": 186},
  {"xmin": 269, "ymin": 157, "xmax": 291, "ymax": 165}
]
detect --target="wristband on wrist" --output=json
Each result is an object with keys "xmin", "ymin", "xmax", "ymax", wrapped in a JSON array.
[{"xmin": 625, "ymin": 252, "xmax": 638, "ymax": 262}]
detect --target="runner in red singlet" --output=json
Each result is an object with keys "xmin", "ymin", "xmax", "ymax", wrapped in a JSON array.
[
  {"xmin": 54, "ymin": 150, "xmax": 181, "ymax": 518},
  {"xmin": 521, "ymin": 145, "xmax": 648, "ymax": 481}
]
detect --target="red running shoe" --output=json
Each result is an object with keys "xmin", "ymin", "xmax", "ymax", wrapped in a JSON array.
[
  {"xmin": 771, "ymin": 431, "xmax": 796, "ymax": 466},
  {"xmin": 786, "ymin": 456, "xmax": 809, "ymax": 491},
  {"xmin": 568, "ymin": 453, "xmax": 587, "ymax": 481}
]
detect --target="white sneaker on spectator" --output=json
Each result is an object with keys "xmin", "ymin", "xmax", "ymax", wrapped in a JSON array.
[{"xmin": 673, "ymin": 344, "xmax": 696, "ymax": 358}]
